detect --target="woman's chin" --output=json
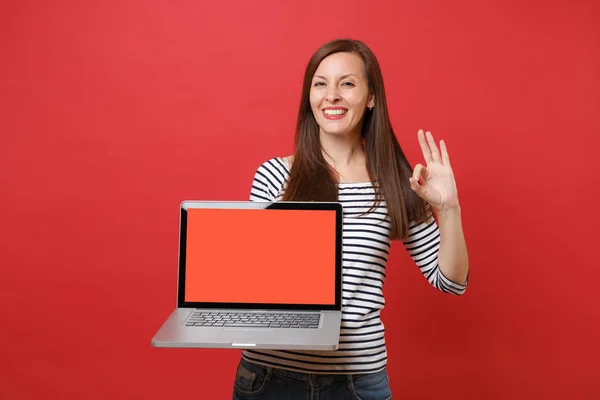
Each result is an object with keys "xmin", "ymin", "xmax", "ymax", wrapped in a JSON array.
[{"xmin": 319, "ymin": 126, "xmax": 360, "ymax": 137}]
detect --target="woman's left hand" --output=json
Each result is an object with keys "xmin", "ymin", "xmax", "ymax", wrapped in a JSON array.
[{"xmin": 409, "ymin": 129, "xmax": 460, "ymax": 211}]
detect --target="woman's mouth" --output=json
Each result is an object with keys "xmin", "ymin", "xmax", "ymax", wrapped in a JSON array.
[{"xmin": 322, "ymin": 108, "xmax": 348, "ymax": 120}]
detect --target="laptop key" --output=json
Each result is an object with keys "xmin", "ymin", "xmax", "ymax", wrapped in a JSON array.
[{"xmin": 224, "ymin": 323, "xmax": 270, "ymax": 328}]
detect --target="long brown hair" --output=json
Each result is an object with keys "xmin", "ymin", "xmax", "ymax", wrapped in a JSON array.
[{"xmin": 282, "ymin": 38, "xmax": 432, "ymax": 240}]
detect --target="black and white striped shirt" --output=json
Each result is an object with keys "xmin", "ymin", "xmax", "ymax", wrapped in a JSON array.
[{"xmin": 242, "ymin": 157, "xmax": 467, "ymax": 374}]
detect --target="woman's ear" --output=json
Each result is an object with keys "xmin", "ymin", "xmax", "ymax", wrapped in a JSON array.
[{"xmin": 367, "ymin": 94, "xmax": 375, "ymax": 109}]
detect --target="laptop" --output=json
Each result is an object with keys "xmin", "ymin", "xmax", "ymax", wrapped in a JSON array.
[{"xmin": 151, "ymin": 200, "xmax": 343, "ymax": 350}]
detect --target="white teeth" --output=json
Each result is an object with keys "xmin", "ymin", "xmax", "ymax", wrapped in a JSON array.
[{"xmin": 324, "ymin": 109, "xmax": 347, "ymax": 116}]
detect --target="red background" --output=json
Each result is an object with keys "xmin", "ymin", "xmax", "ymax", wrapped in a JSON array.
[{"xmin": 1, "ymin": 0, "xmax": 599, "ymax": 399}]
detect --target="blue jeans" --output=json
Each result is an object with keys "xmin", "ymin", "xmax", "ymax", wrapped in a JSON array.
[{"xmin": 232, "ymin": 357, "xmax": 392, "ymax": 400}]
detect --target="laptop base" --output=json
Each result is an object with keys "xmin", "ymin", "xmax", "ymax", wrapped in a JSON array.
[{"xmin": 152, "ymin": 308, "xmax": 342, "ymax": 350}]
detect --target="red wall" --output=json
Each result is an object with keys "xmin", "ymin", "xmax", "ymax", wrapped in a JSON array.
[{"xmin": 1, "ymin": 1, "xmax": 598, "ymax": 399}]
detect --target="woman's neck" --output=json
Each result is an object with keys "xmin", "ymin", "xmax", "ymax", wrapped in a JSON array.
[{"xmin": 319, "ymin": 130, "xmax": 364, "ymax": 169}]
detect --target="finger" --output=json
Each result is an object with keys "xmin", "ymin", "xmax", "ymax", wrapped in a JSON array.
[
  {"xmin": 417, "ymin": 129, "xmax": 433, "ymax": 164},
  {"xmin": 425, "ymin": 131, "xmax": 441, "ymax": 163},
  {"xmin": 409, "ymin": 177, "xmax": 422, "ymax": 194},
  {"xmin": 413, "ymin": 164, "xmax": 427, "ymax": 182},
  {"xmin": 440, "ymin": 139, "xmax": 451, "ymax": 166}
]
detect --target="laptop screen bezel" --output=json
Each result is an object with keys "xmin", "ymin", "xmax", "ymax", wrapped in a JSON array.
[{"xmin": 176, "ymin": 201, "xmax": 343, "ymax": 311}]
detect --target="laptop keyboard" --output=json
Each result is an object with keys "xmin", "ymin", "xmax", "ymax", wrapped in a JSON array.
[{"xmin": 186, "ymin": 311, "xmax": 321, "ymax": 328}]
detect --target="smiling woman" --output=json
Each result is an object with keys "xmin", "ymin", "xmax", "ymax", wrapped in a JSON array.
[
  {"xmin": 282, "ymin": 39, "xmax": 433, "ymax": 241},
  {"xmin": 231, "ymin": 38, "xmax": 470, "ymax": 400},
  {"xmin": 310, "ymin": 54, "xmax": 374, "ymax": 136}
]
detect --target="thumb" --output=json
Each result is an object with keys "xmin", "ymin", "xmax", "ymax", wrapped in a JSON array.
[
  {"xmin": 410, "ymin": 177, "xmax": 435, "ymax": 206},
  {"xmin": 409, "ymin": 176, "xmax": 423, "ymax": 195},
  {"xmin": 410, "ymin": 164, "xmax": 427, "ymax": 194}
]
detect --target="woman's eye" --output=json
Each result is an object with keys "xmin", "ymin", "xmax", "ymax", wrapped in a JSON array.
[
  {"xmin": 342, "ymin": 81, "xmax": 355, "ymax": 87},
  {"xmin": 313, "ymin": 82, "xmax": 325, "ymax": 87}
]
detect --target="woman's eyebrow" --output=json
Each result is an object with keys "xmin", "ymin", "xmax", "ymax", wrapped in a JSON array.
[{"xmin": 313, "ymin": 73, "xmax": 359, "ymax": 81}]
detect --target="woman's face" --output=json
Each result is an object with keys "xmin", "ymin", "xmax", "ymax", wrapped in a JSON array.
[{"xmin": 310, "ymin": 52, "xmax": 374, "ymax": 138}]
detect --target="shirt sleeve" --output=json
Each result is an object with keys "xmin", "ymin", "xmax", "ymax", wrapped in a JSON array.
[
  {"xmin": 401, "ymin": 218, "xmax": 468, "ymax": 295},
  {"xmin": 249, "ymin": 159, "xmax": 286, "ymax": 202}
]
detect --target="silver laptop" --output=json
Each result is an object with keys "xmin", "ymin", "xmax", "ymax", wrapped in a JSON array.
[{"xmin": 151, "ymin": 200, "xmax": 343, "ymax": 350}]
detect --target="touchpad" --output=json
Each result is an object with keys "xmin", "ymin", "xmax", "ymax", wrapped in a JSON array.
[{"xmin": 220, "ymin": 328, "xmax": 275, "ymax": 344}]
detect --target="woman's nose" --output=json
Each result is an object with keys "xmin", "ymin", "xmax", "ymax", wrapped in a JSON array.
[{"xmin": 326, "ymin": 87, "xmax": 341, "ymax": 102}]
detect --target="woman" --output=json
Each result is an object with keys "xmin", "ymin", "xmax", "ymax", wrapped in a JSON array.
[{"xmin": 233, "ymin": 38, "xmax": 469, "ymax": 400}]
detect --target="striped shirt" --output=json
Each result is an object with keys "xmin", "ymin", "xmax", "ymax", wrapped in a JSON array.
[{"xmin": 242, "ymin": 157, "xmax": 467, "ymax": 374}]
